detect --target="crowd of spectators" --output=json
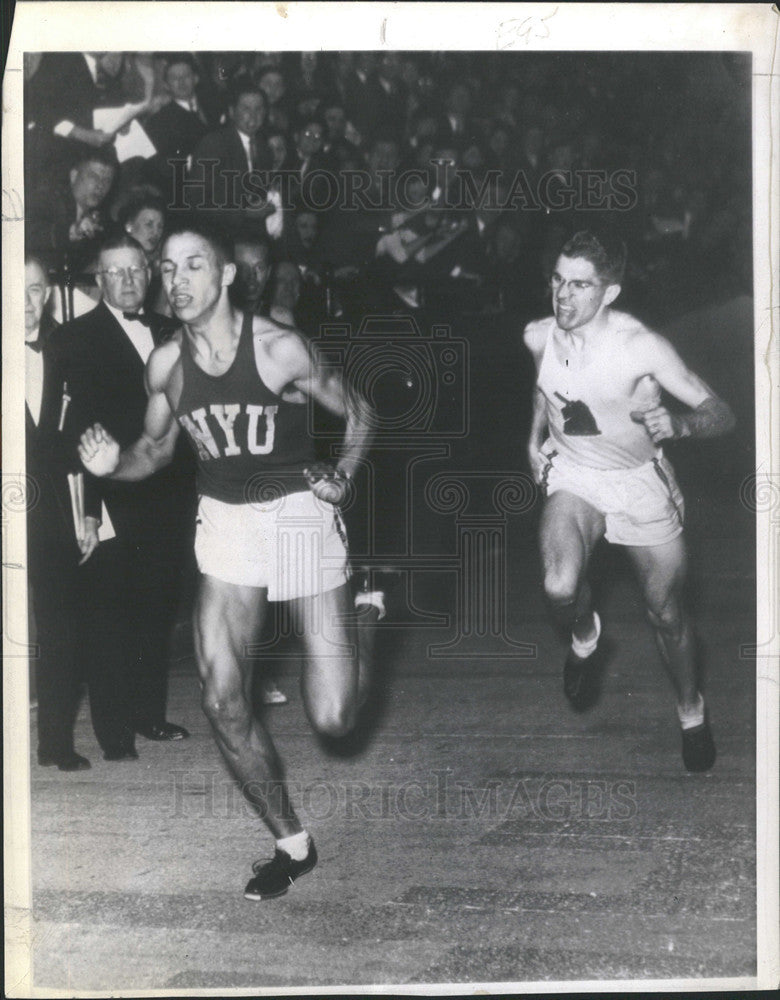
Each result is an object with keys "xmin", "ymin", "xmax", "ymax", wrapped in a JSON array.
[{"xmin": 25, "ymin": 50, "xmax": 752, "ymax": 330}]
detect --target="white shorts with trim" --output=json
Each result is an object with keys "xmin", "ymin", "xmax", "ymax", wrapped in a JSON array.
[
  {"xmin": 194, "ymin": 490, "xmax": 351, "ymax": 598},
  {"xmin": 540, "ymin": 450, "xmax": 685, "ymax": 547}
]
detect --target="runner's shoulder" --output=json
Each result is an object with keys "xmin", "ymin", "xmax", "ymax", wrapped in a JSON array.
[
  {"xmin": 523, "ymin": 315, "xmax": 555, "ymax": 355},
  {"xmin": 611, "ymin": 311, "xmax": 670, "ymax": 355},
  {"xmin": 252, "ymin": 316, "xmax": 311, "ymax": 375},
  {"xmin": 146, "ymin": 333, "xmax": 183, "ymax": 392}
]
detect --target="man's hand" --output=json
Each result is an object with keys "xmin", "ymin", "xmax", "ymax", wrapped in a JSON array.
[
  {"xmin": 630, "ymin": 406, "xmax": 688, "ymax": 444},
  {"xmin": 304, "ymin": 462, "xmax": 351, "ymax": 505},
  {"xmin": 78, "ymin": 516, "xmax": 100, "ymax": 565},
  {"xmin": 79, "ymin": 423, "xmax": 121, "ymax": 478},
  {"xmin": 69, "ymin": 212, "xmax": 104, "ymax": 242}
]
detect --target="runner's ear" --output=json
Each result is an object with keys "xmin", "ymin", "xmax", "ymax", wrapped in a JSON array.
[
  {"xmin": 222, "ymin": 262, "xmax": 237, "ymax": 287},
  {"xmin": 603, "ymin": 283, "xmax": 621, "ymax": 307}
]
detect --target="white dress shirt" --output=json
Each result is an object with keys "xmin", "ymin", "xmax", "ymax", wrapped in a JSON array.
[
  {"xmin": 104, "ymin": 302, "xmax": 155, "ymax": 363},
  {"xmin": 25, "ymin": 335, "xmax": 44, "ymax": 426}
]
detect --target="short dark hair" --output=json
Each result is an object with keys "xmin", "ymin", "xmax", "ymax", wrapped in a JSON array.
[
  {"xmin": 162, "ymin": 216, "xmax": 234, "ymax": 266},
  {"xmin": 98, "ymin": 231, "xmax": 147, "ymax": 257},
  {"xmin": 233, "ymin": 227, "xmax": 271, "ymax": 256},
  {"xmin": 71, "ymin": 147, "xmax": 118, "ymax": 173},
  {"xmin": 163, "ymin": 53, "xmax": 198, "ymax": 77},
  {"xmin": 560, "ymin": 230, "xmax": 627, "ymax": 285},
  {"xmin": 229, "ymin": 79, "xmax": 266, "ymax": 110},
  {"xmin": 118, "ymin": 192, "xmax": 166, "ymax": 229}
]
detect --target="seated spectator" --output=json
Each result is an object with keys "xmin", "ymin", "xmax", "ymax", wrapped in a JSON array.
[
  {"xmin": 26, "ymin": 149, "xmax": 118, "ymax": 277},
  {"xmin": 119, "ymin": 190, "xmax": 168, "ymax": 312},
  {"xmin": 231, "ymin": 231, "xmax": 273, "ymax": 315},
  {"xmin": 268, "ymin": 260, "xmax": 302, "ymax": 328},
  {"xmin": 188, "ymin": 81, "xmax": 273, "ymax": 232},
  {"xmin": 145, "ymin": 55, "xmax": 209, "ymax": 190}
]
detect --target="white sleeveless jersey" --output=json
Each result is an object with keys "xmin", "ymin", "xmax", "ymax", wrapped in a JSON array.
[{"xmin": 535, "ymin": 315, "xmax": 662, "ymax": 470}]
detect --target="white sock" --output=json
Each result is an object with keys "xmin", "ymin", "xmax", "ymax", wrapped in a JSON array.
[
  {"xmin": 355, "ymin": 590, "xmax": 386, "ymax": 620},
  {"xmin": 276, "ymin": 830, "xmax": 310, "ymax": 860},
  {"xmin": 571, "ymin": 611, "xmax": 601, "ymax": 659},
  {"xmin": 677, "ymin": 693, "xmax": 705, "ymax": 730}
]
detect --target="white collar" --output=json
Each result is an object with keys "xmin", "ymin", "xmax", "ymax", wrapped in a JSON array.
[{"xmin": 84, "ymin": 53, "xmax": 99, "ymax": 84}]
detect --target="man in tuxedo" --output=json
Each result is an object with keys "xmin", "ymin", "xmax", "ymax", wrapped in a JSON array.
[
  {"xmin": 26, "ymin": 257, "xmax": 100, "ymax": 771},
  {"xmin": 188, "ymin": 82, "xmax": 273, "ymax": 233},
  {"xmin": 57, "ymin": 233, "xmax": 194, "ymax": 755},
  {"xmin": 145, "ymin": 55, "xmax": 209, "ymax": 194}
]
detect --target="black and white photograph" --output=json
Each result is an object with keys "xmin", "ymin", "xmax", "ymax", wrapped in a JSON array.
[{"xmin": 3, "ymin": 2, "xmax": 778, "ymax": 995}]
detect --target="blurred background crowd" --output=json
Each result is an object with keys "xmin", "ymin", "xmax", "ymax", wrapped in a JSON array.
[{"xmin": 24, "ymin": 49, "xmax": 752, "ymax": 331}]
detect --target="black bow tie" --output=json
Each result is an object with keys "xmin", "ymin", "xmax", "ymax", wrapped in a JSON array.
[
  {"xmin": 26, "ymin": 338, "xmax": 43, "ymax": 353},
  {"xmin": 123, "ymin": 311, "xmax": 152, "ymax": 327}
]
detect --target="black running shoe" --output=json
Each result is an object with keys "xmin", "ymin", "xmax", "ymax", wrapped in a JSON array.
[
  {"xmin": 563, "ymin": 646, "xmax": 603, "ymax": 713},
  {"xmin": 244, "ymin": 840, "xmax": 318, "ymax": 900},
  {"xmin": 682, "ymin": 719, "xmax": 716, "ymax": 772}
]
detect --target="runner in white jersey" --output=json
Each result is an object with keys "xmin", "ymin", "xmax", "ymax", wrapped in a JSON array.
[
  {"xmin": 79, "ymin": 220, "xmax": 377, "ymax": 899},
  {"xmin": 524, "ymin": 230, "xmax": 735, "ymax": 772}
]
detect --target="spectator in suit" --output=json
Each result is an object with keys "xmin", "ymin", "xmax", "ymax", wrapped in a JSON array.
[
  {"xmin": 188, "ymin": 82, "xmax": 273, "ymax": 233},
  {"xmin": 26, "ymin": 257, "xmax": 100, "ymax": 771},
  {"xmin": 57, "ymin": 233, "xmax": 194, "ymax": 756},
  {"xmin": 145, "ymin": 55, "xmax": 209, "ymax": 192},
  {"xmin": 26, "ymin": 149, "xmax": 118, "ymax": 278}
]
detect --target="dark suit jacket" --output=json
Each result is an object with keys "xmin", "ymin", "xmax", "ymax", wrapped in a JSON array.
[
  {"xmin": 52, "ymin": 302, "xmax": 194, "ymax": 543},
  {"xmin": 145, "ymin": 100, "xmax": 208, "ymax": 183},
  {"xmin": 26, "ymin": 52, "xmax": 122, "ymax": 169},
  {"xmin": 26, "ymin": 314, "xmax": 101, "ymax": 570},
  {"xmin": 189, "ymin": 125, "xmax": 272, "ymax": 230}
]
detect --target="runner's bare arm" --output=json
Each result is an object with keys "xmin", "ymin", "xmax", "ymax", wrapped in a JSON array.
[
  {"xmin": 79, "ymin": 345, "xmax": 181, "ymax": 480},
  {"xmin": 274, "ymin": 332, "xmax": 375, "ymax": 480},
  {"xmin": 631, "ymin": 332, "xmax": 735, "ymax": 443}
]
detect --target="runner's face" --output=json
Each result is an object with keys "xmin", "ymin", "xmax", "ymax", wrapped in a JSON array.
[
  {"xmin": 160, "ymin": 234, "xmax": 230, "ymax": 323},
  {"xmin": 550, "ymin": 255, "xmax": 615, "ymax": 332}
]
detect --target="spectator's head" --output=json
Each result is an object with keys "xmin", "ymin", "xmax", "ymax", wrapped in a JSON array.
[
  {"xmin": 69, "ymin": 152, "xmax": 116, "ymax": 213},
  {"xmin": 229, "ymin": 83, "xmax": 266, "ymax": 138},
  {"xmin": 259, "ymin": 69, "xmax": 286, "ymax": 107},
  {"xmin": 294, "ymin": 210, "xmax": 319, "ymax": 251},
  {"xmin": 120, "ymin": 193, "xmax": 166, "ymax": 258},
  {"xmin": 323, "ymin": 100, "xmax": 347, "ymax": 143},
  {"xmin": 522, "ymin": 125, "xmax": 544, "ymax": 159},
  {"xmin": 164, "ymin": 55, "xmax": 199, "ymax": 103},
  {"xmin": 233, "ymin": 232, "xmax": 271, "ymax": 312},
  {"xmin": 160, "ymin": 219, "xmax": 236, "ymax": 323},
  {"xmin": 24, "ymin": 256, "xmax": 51, "ymax": 337},
  {"xmin": 90, "ymin": 52, "xmax": 124, "ymax": 79},
  {"xmin": 294, "ymin": 114, "xmax": 325, "ymax": 159},
  {"xmin": 379, "ymin": 52, "xmax": 401, "ymax": 83},
  {"xmin": 368, "ymin": 135, "xmax": 400, "ymax": 177},
  {"xmin": 446, "ymin": 81, "xmax": 471, "ymax": 117},
  {"xmin": 270, "ymin": 260, "xmax": 301, "ymax": 315},
  {"xmin": 267, "ymin": 131, "xmax": 289, "ymax": 171},
  {"xmin": 96, "ymin": 232, "xmax": 150, "ymax": 313}
]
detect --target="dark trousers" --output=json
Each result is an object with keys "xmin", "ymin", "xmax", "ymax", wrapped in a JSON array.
[{"xmin": 29, "ymin": 542, "xmax": 83, "ymax": 758}]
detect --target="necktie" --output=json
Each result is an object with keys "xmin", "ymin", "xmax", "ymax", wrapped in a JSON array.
[{"xmin": 123, "ymin": 311, "xmax": 152, "ymax": 327}]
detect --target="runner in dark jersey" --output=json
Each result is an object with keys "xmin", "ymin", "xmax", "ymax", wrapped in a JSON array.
[
  {"xmin": 80, "ymin": 220, "xmax": 375, "ymax": 899},
  {"xmin": 524, "ymin": 230, "xmax": 735, "ymax": 772}
]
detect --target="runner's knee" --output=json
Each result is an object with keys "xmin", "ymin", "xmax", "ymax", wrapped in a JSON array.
[
  {"xmin": 543, "ymin": 568, "xmax": 580, "ymax": 607},
  {"xmin": 309, "ymin": 701, "xmax": 356, "ymax": 739},
  {"xmin": 201, "ymin": 677, "xmax": 250, "ymax": 732},
  {"xmin": 646, "ymin": 599, "xmax": 684, "ymax": 640}
]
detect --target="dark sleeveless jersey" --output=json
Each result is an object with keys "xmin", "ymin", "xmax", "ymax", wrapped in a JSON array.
[{"xmin": 173, "ymin": 311, "xmax": 314, "ymax": 504}]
